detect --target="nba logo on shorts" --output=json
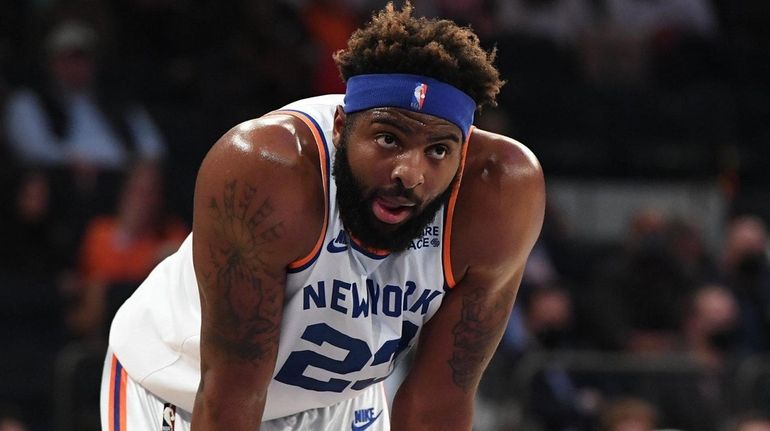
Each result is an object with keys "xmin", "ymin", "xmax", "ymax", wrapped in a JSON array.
[
  {"xmin": 161, "ymin": 403, "xmax": 176, "ymax": 431},
  {"xmin": 411, "ymin": 83, "xmax": 428, "ymax": 110}
]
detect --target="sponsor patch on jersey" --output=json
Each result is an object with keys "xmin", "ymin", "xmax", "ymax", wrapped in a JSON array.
[
  {"xmin": 351, "ymin": 408, "xmax": 382, "ymax": 431},
  {"xmin": 407, "ymin": 224, "xmax": 440, "ymax": 250},
  {"xmin": 411, "ymin": 83, "xmax": 428, "ymax": 110}
]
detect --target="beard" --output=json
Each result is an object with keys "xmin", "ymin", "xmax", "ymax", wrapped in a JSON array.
[{"xmin": 332, "ymin": 128, "xmax": 455, "ymax": 253}]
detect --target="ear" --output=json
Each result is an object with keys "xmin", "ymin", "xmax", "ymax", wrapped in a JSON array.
[{"xmin": 332, "ymin": 106, "xmax": 346, "ymax": 149}]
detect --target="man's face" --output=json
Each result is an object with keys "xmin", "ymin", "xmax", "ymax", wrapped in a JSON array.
[
  {"xmin": 51, "ymin": 49, "xmax": 95, "ymax": 91},
  {"xmin": 332, "ymin": 107, "xmax": 463, "ymax": 252}
]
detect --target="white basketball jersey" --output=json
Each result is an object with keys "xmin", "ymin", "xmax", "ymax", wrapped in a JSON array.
[{"xmin": 108, "ymin": 94, "xmax": 468, "ymax": 421}]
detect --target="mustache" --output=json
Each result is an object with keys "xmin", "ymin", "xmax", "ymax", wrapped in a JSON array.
[{"xmin": 374, "ymin": 183, "xmax": 423, "ymax": 206}]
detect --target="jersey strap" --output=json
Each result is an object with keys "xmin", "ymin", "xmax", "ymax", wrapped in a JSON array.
[
  {"xmin": 442, "ymin": 125, "xmax": 474, "ymax": 289},
  {"xmin": 266, "ymin": 110, "xmax": 331, "ymax": 273}
]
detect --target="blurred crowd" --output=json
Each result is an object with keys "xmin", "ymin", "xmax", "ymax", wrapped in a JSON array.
[
  {"xmin": 481, "ymin": 208, "xmax": 770, "ymax": 430},
  {"xmin": 0, "ymin": 0, "xmax": 769, "ymax": 430}
]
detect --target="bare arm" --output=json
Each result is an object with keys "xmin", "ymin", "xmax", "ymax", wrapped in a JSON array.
[
  {"xmin": 391, "ymin": 133, "xmax": 545, "ymax": 430},
  {"xmin": 190, "ymin": 117, "xmax": 322, "ymax": 429}
]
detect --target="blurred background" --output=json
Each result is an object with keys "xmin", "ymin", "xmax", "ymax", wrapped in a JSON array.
[{"xmin": 0, "ymin": 0, "xmax": 769, "ymax": 430}]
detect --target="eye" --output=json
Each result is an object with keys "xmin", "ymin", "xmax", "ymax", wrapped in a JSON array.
[
  {"xmin": 374, "ymin": 134, "xmax": 398, "ymax": 148},
  {"xmin": 426, "ymin": 144, "xmax": 450, "ymax": 160}
]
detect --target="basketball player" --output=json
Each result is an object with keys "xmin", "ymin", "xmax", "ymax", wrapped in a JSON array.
[{"xmin": 101, "ymin": 3, "xmax": 545, "ymax": 430}]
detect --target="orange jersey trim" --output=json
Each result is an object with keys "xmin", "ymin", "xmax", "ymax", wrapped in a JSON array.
[
  {"xmin": 266, "ymin": 110, "xmax": 330, "ymax": 270},
  {"xmin": 442, "ymin": 126, "xmax": 474, "ymax": 289},
  {"xmin": 120, "ymin": 367, "xmax": 127, "ymax": 431},
  {"xmin": 108, "ymin": 356, "xmax": 115, "ymax": 430},
  {"xmin": 348, "ymin": 232, "xmax": 391, "ymax": 258},
  {"xmin": 109, "ymin": 355, "xmax": 128, "ymax": 431}
]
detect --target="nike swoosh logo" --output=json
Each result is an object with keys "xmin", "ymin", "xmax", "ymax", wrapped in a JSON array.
[
  {"xmin": 351, "ymin": 411, "xmax": 382, "ymax": 431},
  {"xmin": 326, "ymin": 239, "xmax": 348, "ymax": 253}
]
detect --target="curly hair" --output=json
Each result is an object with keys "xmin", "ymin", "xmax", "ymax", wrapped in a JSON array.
[{"xmin": 333, "ymin": 2, "xmax": 504, "ymax": 110}]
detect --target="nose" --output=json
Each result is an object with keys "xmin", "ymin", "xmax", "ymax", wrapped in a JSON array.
[{"xmin": 391, "ymin": 150, "xmax": 425, "ymax": 190}]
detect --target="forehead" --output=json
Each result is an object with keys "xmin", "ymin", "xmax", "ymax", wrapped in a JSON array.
[{"xmin": 350, "ymin": 107, "xmax": 462, "ymax": 138}]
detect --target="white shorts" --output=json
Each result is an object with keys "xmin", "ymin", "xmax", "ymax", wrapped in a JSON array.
[{"xmin": 100, "ymin": 350, "xmax": 391, "ymax": 430}]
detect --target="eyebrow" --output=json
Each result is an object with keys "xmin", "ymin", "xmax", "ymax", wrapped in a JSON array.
[
  {"xmin": 370, "ymin": 116, "xmax": 413, "ymax": 135},
  {"xmin": 369, "ymin": 114, "xmax": 462, "ymax": 144},
  {"xmin": 427, "ymin": 132, "xmax": 462, "ymax": 145}
]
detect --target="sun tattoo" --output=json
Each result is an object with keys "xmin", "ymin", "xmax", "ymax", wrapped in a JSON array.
[{"xmin": 203, "ymin": 179, "xmax": 286, "ymax": 361}]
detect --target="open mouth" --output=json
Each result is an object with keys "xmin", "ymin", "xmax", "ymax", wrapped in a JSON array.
[{"xmin": 371, "ymin": 196, "xmax": 415, "ymax": 224}]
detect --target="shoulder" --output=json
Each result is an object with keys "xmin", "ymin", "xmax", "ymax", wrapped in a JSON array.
[
  {"xmin": 201, "ymin": 114, "xmax": 320, "ymax": 174},
  {"xmin": 450, "ymin": 128, "xmax": 545, "ymax": 278},
  {"xmin": 465, "ymin": 128, "xmax": 543, "ymax": 185},
  {"xmin": 5, "ymin": 88, "xmax": 41, "ymax": 112},
  {"xmin": 193, "ymin": 113, "xmax": 325, "ymax": 262}
]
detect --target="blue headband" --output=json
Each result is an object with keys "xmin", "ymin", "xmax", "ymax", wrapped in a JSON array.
[{"xmin": 343, "ymin": 74, "xmax": 476, "ymax": 140}]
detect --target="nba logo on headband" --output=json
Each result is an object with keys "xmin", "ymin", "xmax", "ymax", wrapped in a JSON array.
[
  {"xmin": 411, "ymin": 83, "xmax": 428, "ymax": 110},
  {"xmin": 344, "ymin": 74, "xmax": 475, "ymax": 140}
]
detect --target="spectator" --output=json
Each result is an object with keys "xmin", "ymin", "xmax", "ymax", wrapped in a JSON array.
[
  {"xmin": 65, "ymin": 162, "xmax": 188, "ymax": 338},
  {"xmin": 586, "ymin": 208, "xmax": 692, "ymax": 352},
  {"xmin": 681, "ymin": 284, "xmax": 741, "ymax": 368},
  {"xmin": 501, "ymin": 286, "xmax": 592, "ymax": 431},
  {"xmin": 667, "ymin": 216, "xmax": 717, "ymax": 288},
  {"xmin": 718, "ymin": 215, "xmax": 770, "ymax": 353},
  {"xmin": 4, "ymin": 20, "xmax": 166, "ymax": 171},
  {"xmin": 3, "ymin": 18, "xmax": 166, "ymax": 228},
  {"xmin": 523, "ymin": 287, "xmax": 576, "ymax": 352},
  {"xmin": 653, "ymin": 284, "xmax": 740, "ymax": 431},
  {"xmin": 0, "ymin": 169, "xmax": 70, "ymax": 275}
]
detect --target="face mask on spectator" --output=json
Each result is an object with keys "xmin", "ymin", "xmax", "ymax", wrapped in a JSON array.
[
  {"xmin": 736, "ymin": 251, "xmax": 768, "ymax": 279},
  {"xmin": 535, "ymin": 327, "xmax": 569, "ymax": 350},
  {"xmin": 707, "ymin": 327, "xmax": 739, "ymax": 353}
]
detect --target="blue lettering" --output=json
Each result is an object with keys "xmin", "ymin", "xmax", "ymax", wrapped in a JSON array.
[
  {"xmin": 303, "ymin": 279, "xmax": 442, "ymax": 317},
  {"xmin": 274, "ymin": 323, "xmax": 370, "ymax": 392},
  {"xmin": 303, "ymin": 281, "xmax": 326, "ymax": 310},
  {"xmin": 355, "ymin": 408, "xmax": 375, "ymax": 422},
  {"xmin": 422, "ymin": 225, "xmax": 439, "ymax": 236},
  {"xmin": 408, "ymin": 237, "xmax": 434, "ymax": 249},
  {"xmin": 351, "ymin": 320, "xmax": 419, "ymax": 390},
  {"xmin": 382, "ymin": 284, "xmax": 402, "ymax": 317},
  {"xmin": 409, "ymin": 289, "xmax": 442, "ymax": 314},
  {"xmin": 366, "ymin": 279, "xmax": 380, "ymax": 315},
  {"xmin": 351, "ymin": 282, "xmax": 369, "ymax": 318},
  {"xmin": 403, "ymin": 281, "xmax": 416, "ymax": 310},
  {"xmin": 331, "ymin": 280, "xmax": 350, "ymax": 314}
]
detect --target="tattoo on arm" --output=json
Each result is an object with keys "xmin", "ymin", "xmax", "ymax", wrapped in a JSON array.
[
  {"xmin": 448, "ymin": 288, "xmax": 513, "ymax": 392},
  {"xmin": 204, "ymin": 180, "xmax": 286, "ymax": 361}
]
